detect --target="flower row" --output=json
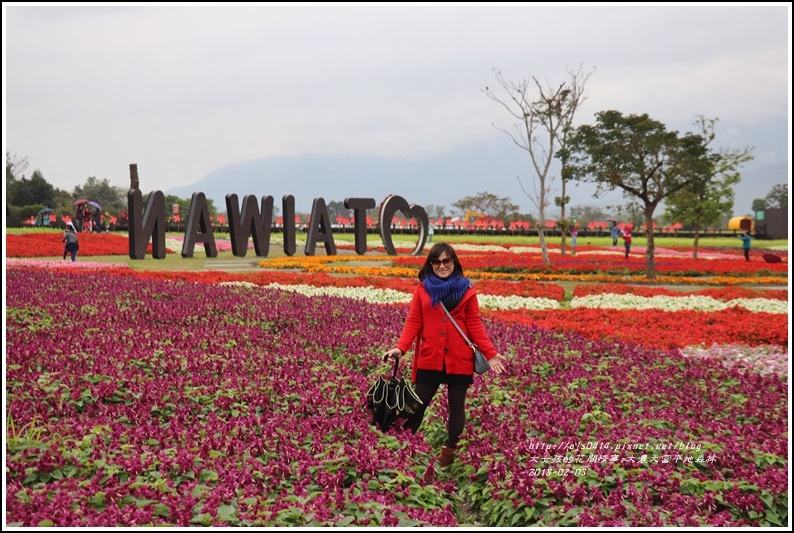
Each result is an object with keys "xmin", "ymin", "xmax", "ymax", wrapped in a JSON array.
[
  {"xmin": 7, "ymin": 233, "xmax": 787, "ymax": 284},
  {"xmin": 391, "ymin": 250, "xmax": 788, "ymax": 277},
  {"xmin": 212, "ymin": 279, "xmax": 788, "ymax": 315},
  {"xmin": 258, "ymin": 255, "xmax": 787, "ymax": 286},
  {"xmin": 5, "ymin": 233, "xmax": 169, "ymax": 257},
  {"xmin": 5, "ymin": 269, "xmax": 787, "ymax": 526},
  {"xmin": 8, "ymin": 260, "xmax": 788, "ymax": 352}
]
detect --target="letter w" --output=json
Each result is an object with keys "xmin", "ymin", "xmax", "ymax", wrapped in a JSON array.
[{"xmin": 226, "ymin": 194, "xmax": 273, "ymax": 257}]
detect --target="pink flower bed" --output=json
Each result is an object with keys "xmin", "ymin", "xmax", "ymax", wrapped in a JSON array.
[{"xmin": 4, "ymin": 269, "xmax": 788, "ymax": 527}]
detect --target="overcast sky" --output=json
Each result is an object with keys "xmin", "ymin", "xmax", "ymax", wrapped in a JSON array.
[{"xmin": 3, "ymin": 3, "xmax": 791, "ymax": 213}]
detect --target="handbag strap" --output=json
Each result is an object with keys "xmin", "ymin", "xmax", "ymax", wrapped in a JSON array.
[{"xmin": 440, "ymin": 302, "xmax": 477, "ymax": 351}]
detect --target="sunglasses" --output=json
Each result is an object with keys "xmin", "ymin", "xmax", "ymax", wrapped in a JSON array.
[{"xmin": 429, "ymin": 258, "xmax": 454, "ymax": 267}]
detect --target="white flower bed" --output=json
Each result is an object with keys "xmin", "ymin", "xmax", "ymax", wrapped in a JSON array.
[
  {"xmin": 476, "ymin": 294, "xmax": 561, "ymax": 310},
  {"xmin": 5, "ymin": 258, "xmax": 131, "ymax": 270},
  {"xmin": 263, "ymin": 283, "xmax": 413, "ymax": 305},
  {"xmin": 570, "ymin": 294, "xmax": 788, "ymax": 314},
  {"xmin": 677, "ymin": 344, "xmax": 789, "ymax": 378},
  {"xmin": 215, "ymin": 280, "xmax": 561, "ymax": 310}
]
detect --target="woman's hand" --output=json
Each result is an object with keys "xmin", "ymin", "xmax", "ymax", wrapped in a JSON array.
[
  {"xmin": 488, "ymin": 353, "xmax": 507, "ymax": 375},
  {"xmin": 382, "ymin": 348, "xmax": 402, "ymax": 363}
]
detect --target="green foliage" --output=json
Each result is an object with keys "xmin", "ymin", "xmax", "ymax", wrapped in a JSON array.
[
  {"xmin": 565, "ymin": 111, "xmax": 731, "ymax": 278},
  {"xmin": 664, "ymin": 117, "xmax": 753, "ymax": 244},
  {"xmin": 8, "ymin": 170, "xmax": 56, "ymax": 207},
  {"xmin": 73, "ymin": 177, "xmax": 126, "ymax": 211},
  {"xmin": 566, "ymin": 111, "xmax": 712, "ymax": 201},
  {"xmin": 567, "ymin": 204, "xmax": 608, "ymax": 225},
  {"xmin": 764, "ymin": 183, "xmax": 788, "ymax": 210},
  {"xmin": 751, "ymin": 198, "xmax": 768, "ymax": 212},
  {"xmin": 451, "ymin": 191, "xmax": 518, "ymax": 221}
]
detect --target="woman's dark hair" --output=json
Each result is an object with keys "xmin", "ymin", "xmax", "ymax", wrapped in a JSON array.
[{"xmin": 418, "ymin": 242, "xmax": 464, "ymax": 280}]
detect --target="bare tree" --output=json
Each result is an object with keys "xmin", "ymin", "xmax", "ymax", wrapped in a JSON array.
[{"xmin": 484, "ymin": 64, "xmax": 594, "ymax": 264}]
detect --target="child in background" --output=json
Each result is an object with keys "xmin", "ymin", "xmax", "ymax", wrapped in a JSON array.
[
  {"xmin": 620, "ymin": 225, "xmax": 632, "ymax": 258},
  {"xmin": 738, "ymin": 232, "xmax": 752, "ymax": 261},
  {"xmin": 63, "ymin": 223, "xmax": 79, "ymax": 262}
]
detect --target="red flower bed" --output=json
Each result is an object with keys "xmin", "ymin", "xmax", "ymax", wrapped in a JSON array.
[
  {"xmin": 5, "ymin": 233, "xmax": 172, "ymax": 257},
  {"xmin": 572, "ymin": 283, "xmax": 789, "ymax": 302},
  {"xmin": 39, "ymin": 265, "xmax": 780, "ymax": 349},
  {"xmin": 59, "ymin": 268, "xmax": 566, "ymax": 301},
  {"xmin": 486, "ymin": 307, "xmax": 788, "ymax": 350},
  {"xmin": 392, "ymin": 251, "xmax": 788, "ymax": 277}
]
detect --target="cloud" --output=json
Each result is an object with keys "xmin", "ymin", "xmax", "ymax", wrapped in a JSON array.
[{"xmin": 5, "ymin": 3, "xmax": 790, "ymax": 211}]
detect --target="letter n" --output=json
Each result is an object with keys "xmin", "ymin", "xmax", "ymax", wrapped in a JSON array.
[
  {"xmin": 128, "ymin": 189, "xmax": 166, "ymax": 259},
  {"xmin": 182, "ymin": 192, "xmax": 218, "ymax": 258}
]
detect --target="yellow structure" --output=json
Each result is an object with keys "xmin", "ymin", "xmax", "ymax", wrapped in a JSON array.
[
  {"xmin": 728, "ymin": 216, "xmax": 754, "ymax": 233},
  {"xmin": 464, "ymin": 210, "xmax": 486, "ymax": 224}
]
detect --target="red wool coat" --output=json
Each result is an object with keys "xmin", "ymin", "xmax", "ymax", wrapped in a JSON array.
[{"xmin": 396, "ymin": 284, "xmax": 498, "ymax": 381}]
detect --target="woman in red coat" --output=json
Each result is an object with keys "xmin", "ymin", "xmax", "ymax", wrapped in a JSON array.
[{"xmin": 383, "ymin": 243, "xmax": 507, "ymax": 467}]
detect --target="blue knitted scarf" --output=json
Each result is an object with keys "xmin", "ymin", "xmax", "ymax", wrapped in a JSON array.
[{"xmin": 423, "ymin": 273, "xmax": 472, "ymax": 307}]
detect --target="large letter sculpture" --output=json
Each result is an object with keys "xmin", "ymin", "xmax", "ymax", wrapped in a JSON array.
[
  {"xmin": 282, "ymin": 195, "xmax": 297, "ymax": 256},
  {"xmin": 181, "ymin": 192, "xmax": 218, "ymax": 258},
  {"xmin": 345, "ymin": 197, "xmax": 376, "ymax": 255},
  {"xmin": 226, "ymin": 194, "xmax": 274, "ymax": 257},
  {"xmin": 378, "ymin": 194, "xmax": 428, "ymax": 256},
  {"xmin": 305, "ymin": 198, "xmax": 337, "ymax": 256},
  {"xmin": 128, "ymin": 189, "xmax": 167, "ymax": 259}
]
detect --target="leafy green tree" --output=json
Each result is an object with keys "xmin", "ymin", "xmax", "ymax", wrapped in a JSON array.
[
  {"xmin": 423, "ymin": 204, "xmax": 447, "ymax": 220},
  {"xmin": 566, "ymin": 110, "xmax": 711, "ymax": 279},
  {"xmin": 451, "ymin": 191, "xmax": 518, "ymax": 222},
  {"xmin": 751, "ymin": 198, "xmax": 768, "ymax": 212},
  {"xmin": 606, "ymin": 201, "xmax": 647, "ymax": 230},
  {"xmin": 10, "ymin": 170, "xmax": 56, "ymax": 208},
  {"xmin": 6, "ymin": 152, "xmax": 30, "ymax": 202},
  {"xmin": 663, "ymin": 117, "xmax": 753, "ymax": 259},
  {"xmin": 73, "ymin": 177, "xmax": 126, "ymax": 211},
  {"xmin": 765, "ymin": 184, "xmax": 788, "ymax": 210},
  {"xmin": 325, "ymin": 201, "xmax": 350, "ymax": 221},
  {"xmin": 145, "ymin": 193, "xmax": 217, "ymax": 221},
  {"xmin": 485, "ymin": 64, "xmax": 594, "ymax": 262},
  {"xmin": 567, "ymin": 205, "xmax": 608, "ymax": 226},
  {"xmin": 52, "ymin": 189, "xmax": 76, "ymax": 219}
]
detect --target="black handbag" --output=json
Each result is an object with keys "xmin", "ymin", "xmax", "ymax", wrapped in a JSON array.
[
  {"xmin": 366, "ymin": 357, "xmax": 422, "ymax": 431},
  {"xmin": 440, "ymin": 302, "xmax": 490, "ymax": 374}
]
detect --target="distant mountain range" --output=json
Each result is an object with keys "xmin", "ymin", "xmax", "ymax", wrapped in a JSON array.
[
  {"xmin": 167, "ymin": 140, "xmax": 537, "ymax": 216},
  {"xmin": 167, "ymin": 141, "xmax": 787, "ymax": 218}
]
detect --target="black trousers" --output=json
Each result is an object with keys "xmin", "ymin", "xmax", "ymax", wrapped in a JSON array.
[
  {"xmin": 408, "ymin": 382, "xmax": 470, "ymax": 448},
  {"xmin": 744, "ymin": 249, "xmax": 750, "ymax": 261}
]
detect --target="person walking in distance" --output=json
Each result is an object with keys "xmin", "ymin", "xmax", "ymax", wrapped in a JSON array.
[
  {"xmin": 382, "ymin": 243, "xmax": 507, "ymax": 468},
  {"xmin": 738, "ymin": 231, "xmax": 752, "ymax": 261},
  {"xmin": 610, "ymin": 221, "xmax": 619, "ymax": 246},
  {"xmin": 620, "ymin": 225, "xmax": 632, "ymax": 258},
  {"xmin": 62, "ymin": 222, "xmax": 79, "ymax": 261}
]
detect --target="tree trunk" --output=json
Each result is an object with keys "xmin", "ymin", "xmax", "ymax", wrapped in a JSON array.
[
  {"xmin": 692, "ymin": 224, "xmax": 700, "ymax": 260},
  {"xmin": 538, "ymin": 183, "xmax": 550, "ymax": 265},
  {"xmin": 644, "ymin": 208, "xmax": 656, "ymax": 279},
  {"xmin": 560, "ymin": 181, "xmax": 567, "ymax": 257},
  {"xmin": 530, "ymin": 179, "xmax": 551, "ymax": 266},
  {"xmin": 538, "ymin": 227, "xmax": 550, "ymax": 264}
]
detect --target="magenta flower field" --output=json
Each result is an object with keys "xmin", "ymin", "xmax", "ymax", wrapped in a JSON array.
[{"xmin": 4, "ymin": 268, "xmax": 788, "ymax": 527}]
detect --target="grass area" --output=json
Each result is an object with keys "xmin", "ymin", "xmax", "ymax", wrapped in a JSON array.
[
  {"xmin": 336, "ymin": 232, "xmax": 789, "ymax": 250},
  {"xmin": 6, "ymin": 226, "xmax": 788, "ymax": 250},
  {"xmin": 6, "ymin": 228, "xmax": 788, "ymax": 275}
]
